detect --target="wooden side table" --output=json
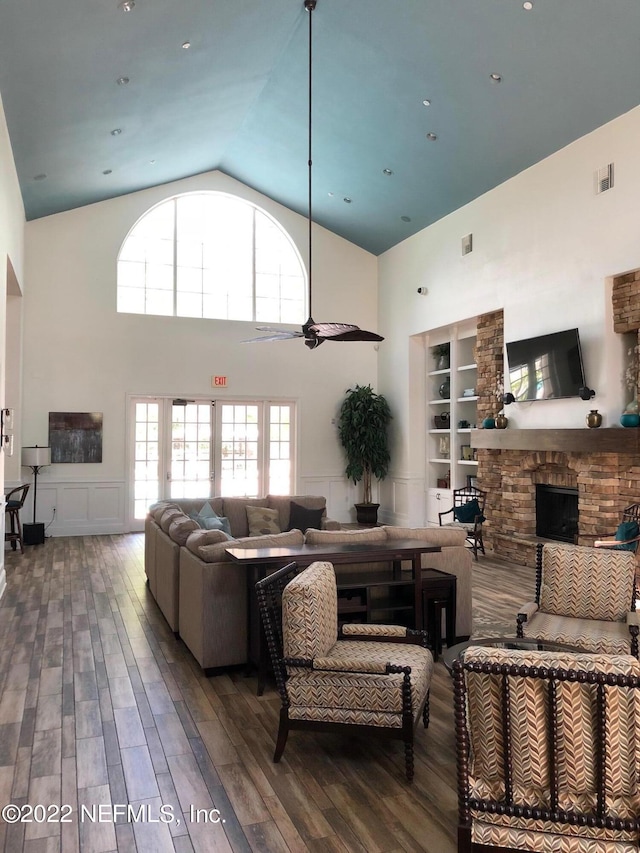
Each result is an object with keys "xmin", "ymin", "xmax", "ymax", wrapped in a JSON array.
[{"xmin": 421, "ymin": 568, "xmax": 456, "ymax": 659}]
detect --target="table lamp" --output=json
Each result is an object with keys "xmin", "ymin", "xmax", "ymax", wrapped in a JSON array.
[{"xmin": 21, "ymin": 445, "xmax": 51, "ymax": 545}]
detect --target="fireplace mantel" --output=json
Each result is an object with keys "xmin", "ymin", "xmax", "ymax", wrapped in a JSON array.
[{"xmin": 471, "ymin": 427, "xmax": 640, "ymax": 453}]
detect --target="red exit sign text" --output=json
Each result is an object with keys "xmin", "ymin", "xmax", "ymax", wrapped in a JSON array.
[{"xmin": 212, "ymin": 376, "xmax": 227, "ymax": 388}]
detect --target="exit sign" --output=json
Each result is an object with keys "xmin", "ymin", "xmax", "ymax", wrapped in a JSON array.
[{"xmin": 212, "ymin": 376, "xmax": 227, "ymax": 388}]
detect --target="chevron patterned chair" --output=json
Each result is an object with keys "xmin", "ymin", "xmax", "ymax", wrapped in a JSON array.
[
  {"xmin": 255, "ymin": 560, "xmax": 434, "ymax": 781},
  {"xmin": 516, "ymin": 542, "xmax": 640, "ymax": 657},
  {"xmin": 453, "ymin": 644, "xmax": 640, "ymax": 852}
]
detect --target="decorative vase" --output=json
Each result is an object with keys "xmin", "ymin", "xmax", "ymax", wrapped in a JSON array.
[
  {"xmin": 436, "ymin": 354, "xmax": 450, "ymax": 371},
  {"xmin": 438, "ymin": 377, "xmax": 450, "ymax": 400},
  {"xmin": 620, "ymin": 412, "xmax": 640, "ymax": 428},
  {"xmin": 625, "ymin": 397, "xmax": 639, "ymax": 414},
  {"xmin": 495, "ymin": 414, "xmax": 508, "ymax": 429},
  {"xmin": 586, "ymin": 409, "xmax": 602, "ymax": 428},
  {"xmin": 482, "ymin": 417, "xmax": 495, "ymax": 429}
]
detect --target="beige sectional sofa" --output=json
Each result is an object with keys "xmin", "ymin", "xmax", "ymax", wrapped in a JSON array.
[{"xmin": 145, "ymin": 497, "xmax": 473, "ymax": 672}]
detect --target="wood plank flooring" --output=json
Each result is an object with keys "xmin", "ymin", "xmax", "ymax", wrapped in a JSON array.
[{"xmin": 0, "ymin": 535, "xmax": 534, "ymax": 853}]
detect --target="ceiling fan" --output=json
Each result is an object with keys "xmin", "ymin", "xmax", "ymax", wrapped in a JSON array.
[{"xmin": 244, "ymin": 0, "xmax": 384, "ymax": 351}]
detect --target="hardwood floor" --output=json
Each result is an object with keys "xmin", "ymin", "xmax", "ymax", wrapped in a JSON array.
[{"xmin": 0, "ymin": 535, "xmax": 534, "ymax": 853}]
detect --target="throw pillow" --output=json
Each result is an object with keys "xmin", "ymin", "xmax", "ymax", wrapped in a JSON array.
[
  {"xmin": 453, "ymin": 499, "xmax": 485, "ymax": 525},
  {"xmin": 613, "ymin": 520, "xmax": 640, "ymax": 550},
  {"xmin": 200, "ymin": 516, "xmax": 232, "ymax": 535},
  {"xmin": 246, "ymin": 506, "xmax": 281, "ymax": 536},
  {"xmin": 287, "ymin": 501, "xmax": 325, "ymax": 533}
]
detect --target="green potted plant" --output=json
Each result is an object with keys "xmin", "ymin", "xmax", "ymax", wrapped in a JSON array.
[{"xmin": 337, "ymin": 384, "xmax": 392, "ymax": 524}]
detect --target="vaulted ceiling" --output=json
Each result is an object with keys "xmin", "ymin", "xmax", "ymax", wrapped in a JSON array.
[{"xmin": 1, "ymin": 0, "xmax": 638, "ymax": 255}]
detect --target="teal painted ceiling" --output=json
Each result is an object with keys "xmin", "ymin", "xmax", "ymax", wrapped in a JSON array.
[{"xmin": 0, "ymin": 0, "xmax": 639, "ymax": 255}]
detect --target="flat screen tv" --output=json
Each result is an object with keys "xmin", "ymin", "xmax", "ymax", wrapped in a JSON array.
[{"xmin": 505, "ymin": 328, "xmax": 586, "ymax": 402}]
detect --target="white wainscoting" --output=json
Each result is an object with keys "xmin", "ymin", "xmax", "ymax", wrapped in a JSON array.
[
  {"xmin": 379, "ymin": 475, "xmax": 426, "ymax": 527},
  {"xmin": 7, "ymin": 479, "xmax": 126, "ymax": 537}
]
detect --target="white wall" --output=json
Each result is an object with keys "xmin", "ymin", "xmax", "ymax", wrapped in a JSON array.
[
  {"xmin": 0, "ymin": 93, "xmax": 26, "ymax": 592},
  {"xmin": 23, "ymin": 171, "xmax": 378, "ymax": 532},
  {"xmin": 378, "ymin": 105, "xmax": 640, "ymax": 525}
]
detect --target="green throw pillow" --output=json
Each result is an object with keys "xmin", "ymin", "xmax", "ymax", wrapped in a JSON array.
[
  {"xmin": 612, "ymin": 520, "xmax": 639, "ymax": 550},
  {"xmin": 453, "ymin": 499, "xmax": 485, "ymax": 524}
]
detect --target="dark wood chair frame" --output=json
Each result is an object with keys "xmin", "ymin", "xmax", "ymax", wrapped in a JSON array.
[
  {"xmin": 5, "ymin": 483, "xmax": 30, "ymax": 554},
  {"xmin": 439, "ymin": 486, "xmax": 487, "ymax": 561},
  {"xmin": 453, "ymin": 654, "xmax": 640, "ymax": 853},
  {"xmin": 517, "ymin": 542, "xmax": 640, "ymax": 657},
  {"xmin": 255, "ymin": 561, "xmax": 432, "ymax": 781}
]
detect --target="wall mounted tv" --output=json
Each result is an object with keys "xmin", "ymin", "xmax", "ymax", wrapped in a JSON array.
[{"xmin": 505, "ymin": 328, "xmax": 586, "ymax": 402}]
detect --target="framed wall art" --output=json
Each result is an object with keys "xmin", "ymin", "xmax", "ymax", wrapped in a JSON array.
[{"xmin": 48, "ymin": 412, "xmax": 103, "ymax": 463}]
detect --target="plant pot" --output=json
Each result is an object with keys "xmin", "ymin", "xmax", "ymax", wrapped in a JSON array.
[
  {"xmin": 355, "ymin": 503, "xmax": 380, "ymax": 525},
  {"xmin": 436, "ymin": 355, "xmax": 450, "ymax": 371}
]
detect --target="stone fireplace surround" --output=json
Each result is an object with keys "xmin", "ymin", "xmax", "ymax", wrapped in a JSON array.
[{"xmin": 473, "ymin": 431, "xmax": 640, "ymax": 566}]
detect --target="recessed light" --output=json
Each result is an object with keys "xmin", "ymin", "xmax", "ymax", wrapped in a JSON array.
[
  {"xmin": 382, "ymin": 169, "xmax": 393, "ymax": 176},
  {"xmin": 343, "ymin": 197, "xmax": 352, "ymax": 204},
  {"xmin": 149, "ymin": 159, "xmax": 156, "ymax": 165},
  {"xmin": 401, "ymin": 216, "xmax": 411, "ymax": 223},
  {"xmin": 182, "ymin": 41, "xmax": 191, "ymax": 49},
  {"xmin": 33, "ymin": 173, "xmax": 47, "ymax": 181},
  {"xmin": 523, "ymin": 1, "xmax": 533, "ymax": 8},
  {"xmin": 116, "ymin": 77, "xmax": 130, "ymax": 86},
  {"xmin": 426, "ymin": 132, "xmax": 437, "ymax": 141},
  {"xmin": 110, "ymin": 128, "xmax": 122, "ymax": 136},
  {"xmin": 422, "ymin": 98, "xmax": 431, "ymax": 107},
  {"xmin": 490, "ymin": 73, "xmax": 503, "ymax": 83},
  {"xmin": 103, "ymin": 169, "xmax": 112, "ymax": 175},
  {"xmin": 118, "ymin": 0, "xmax": 134, "ymax": 11}
]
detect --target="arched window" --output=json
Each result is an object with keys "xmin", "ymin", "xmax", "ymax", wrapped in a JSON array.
[{"xmin": 117, "ymin": 192, "xmax": 306, "ymax": 323}]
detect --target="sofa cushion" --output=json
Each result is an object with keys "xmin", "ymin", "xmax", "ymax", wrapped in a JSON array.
[
  {"xmin": 160, "ymin": 507, "xmax": 186, "ymax": 532},
  {"xmin": 168, "ymin": 516, "xmax": 199, "ymax": 545},
  {"xmin": 246, "ymin": 506, "xmax": 281, "ymax": 536},
  {"xmin": 185, "ymin": 528, "xmax": 234, "ymax": 561},
  {"xmin": 200, "ymin": 516, "xmax": 232, "ymax": 534},
  {"xmin": 222, "ymin": 497, "xmax": 269, "ymax": 538},
  {"xmin": 267, "ymin": 494, "xmax": 327, "ymax": 532},
  {"xmin": 304, "ymin": 527, "xmax": 388, "ymax": 545},
  {"xmin": 233, "ymin": 529, "xmax": 304, "ymax": 551},
  {"xmin": 288, "ymin": 501, "xmax": 325, "ymax": 533},
  {"xmin": 382, "ymin": 525, "xmax": 466, "ymax": 547},
  {"xmin": 152, "ymin": 502, "xmax": 179, "ymax": 522}
]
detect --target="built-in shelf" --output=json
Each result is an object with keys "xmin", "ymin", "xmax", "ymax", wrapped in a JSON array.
[
  {"xmin": 458, "ymin": 460, "xmax": 478, "ymax": 466},
  {"xmin": 471, "ymin": 428, "xmax": 640, "ymax": 453},
  {"xmin": 457, "ymin": 396, "xmax": 478, "ymax": 403},
  {"xmin": 457, "ymin": 363, "xmax": 477, "ymax": 372},
  {"xmin": 429, "ymin": 428, "xmax": 451, "ymax": 434},
  {"xmin": 429, "ymin": 457, "xmax": 451, "ymax": 463}
]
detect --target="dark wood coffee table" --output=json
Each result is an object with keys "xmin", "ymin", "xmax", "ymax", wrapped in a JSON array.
[
  {"xmin": 226, "ymin": 538, "xmax": 442, "ymax": 693},
  {"xmin": 442, "ymin": 636, "xmax": 588, "ymax": 673}
]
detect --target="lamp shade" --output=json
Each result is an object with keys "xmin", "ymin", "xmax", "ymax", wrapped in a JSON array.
[{"xmin": 22, "ymin": 446, "xmax": 51, "ymax": 467}]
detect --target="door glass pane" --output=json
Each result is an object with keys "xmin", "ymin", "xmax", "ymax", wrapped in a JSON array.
[
  {"xmin": 171, "ymin": 403, "xmax": 212, "ymax": 499},
  {"xmin": 268, "ymin": 404, "xmax": 292, "ymax": 494},
  {"xmin": 133, "ymin": 402, "xmax": 160, "ymax": 519},
  {"xmin": 219, "ymin": 404, "xmax": 260, "ymax": 496}
]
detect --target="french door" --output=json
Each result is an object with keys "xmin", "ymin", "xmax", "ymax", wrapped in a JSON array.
[{"xmin": 128, "ymin": 396, "xmax": 295, "ymax": 530}]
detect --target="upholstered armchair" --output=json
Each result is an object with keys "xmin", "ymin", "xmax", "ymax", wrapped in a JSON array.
[
  {"xmin": 453, "ymin": 644, "xmax": 640, "ymax": 852},
  {"xmin": 255, "ymin": 560, "xmax": 434, "ymax": 781},
  {"xmin": 516, "ymin": 542, "xmax": 639, "ymax": 657}
]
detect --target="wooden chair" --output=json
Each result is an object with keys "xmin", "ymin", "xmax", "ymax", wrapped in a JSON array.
[
  {"xmin": 255, "ymin": 560, "xmax": 434, "ymax": 781},
  {"xmin": 516, "ymin": 542, "xmax": 640, "ymax": 657},
  {"xmin": 594, "ymin": 502, "xmax": 640, "ymax": 553},
  {"xmin": 454, "ymin": 644, "xmax": 640, "ymax": 852},
  {"xmin": 439, "ymin": 486, "xmax": 486, "ymax": 560},
  {"xmin": 5, "ymin": 483, "xmax": 29, "ymax": 554}
]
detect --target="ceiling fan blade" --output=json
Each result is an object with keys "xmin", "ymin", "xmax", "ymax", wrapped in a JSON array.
[
  {"xmin": 310, "ymin": 322, "xmax": 384, "ymax": 342},
  {"xmin": 242, "ymin": 330, "xmax": 304, "ymax": 343}
]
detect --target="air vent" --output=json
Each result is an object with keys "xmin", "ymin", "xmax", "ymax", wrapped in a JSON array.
[
  {"xmin": 596, "ymin": 163, "xmax": 614, "ymax": 194},
  {"xmin": 461, "ymin": 233, "xmax": 473, "ymax": 256}
]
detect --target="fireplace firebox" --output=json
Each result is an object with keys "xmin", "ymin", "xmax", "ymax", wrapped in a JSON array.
[{"xmin": 536, "ymin": 484, "xmax": 579, "ymax": 543}]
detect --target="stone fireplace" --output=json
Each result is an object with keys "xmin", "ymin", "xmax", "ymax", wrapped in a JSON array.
[{"xmin": 472, "ymin": 430, "xmax": 640, "ymax": 566}]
